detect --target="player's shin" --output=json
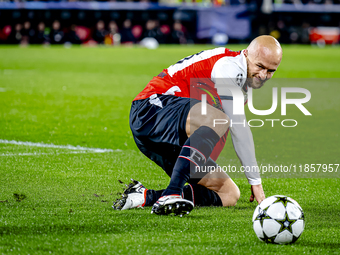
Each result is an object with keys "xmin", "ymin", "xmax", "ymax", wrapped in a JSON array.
[{"xmin": 162, "ymin": 126, "xmax": 220, "ymax": 196}]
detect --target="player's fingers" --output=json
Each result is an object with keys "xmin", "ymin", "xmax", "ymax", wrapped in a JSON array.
[
  {"xmin": 250, "ymin": 186, "xmax": 254, "ymax": 202},
  {"xmin": 249, "ymin": 186, "xmax": 254, "ymax": 202},
  {"xmin": 249, "ymin": 195, "xmax": 254, "ymax": 202}
]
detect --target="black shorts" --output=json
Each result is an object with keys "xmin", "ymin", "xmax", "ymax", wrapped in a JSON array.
[{"xmin": 130, "ymin": 95, "xmax": 200, "ymax": 177}]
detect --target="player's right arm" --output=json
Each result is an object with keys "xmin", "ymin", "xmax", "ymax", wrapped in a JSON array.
[
  {"xmin": 221, "ymin": 99, "xmax": 261, "ymax": 186},
  {"xmin": 221, "ymin": 99, "xmax": 265, "ymax": 204},
  {"xmin": 212, "ymin": 54, "xmax": 265, "ymax": 204}
]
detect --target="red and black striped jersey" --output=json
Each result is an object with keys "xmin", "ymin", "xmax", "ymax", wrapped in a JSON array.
[{"xmin": 134, "ymin": 47, "xmax": 248, "ymax": 105}]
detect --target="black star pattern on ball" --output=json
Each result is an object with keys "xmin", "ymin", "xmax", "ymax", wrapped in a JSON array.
[
  {"xmin": 292, "ymin": 234, "xmax": 300, "ymax": 244},
  {"xmin": 276, "ymin": 212, "xmax": 297, "ymax": 234},
  {"xmin": 260, "ymin": 231, "xmax": 277, "ymax": 243},
  {"xmin": 256, "ymin": 207, "xmax": 271, "ymax": 228},
  {"xmin": 273, "ymin": 196, "xmax": 293, "ymax": 207},
  {"xmin": 299, "ymin": 210, "xmax": 305, "ymax": 220}
]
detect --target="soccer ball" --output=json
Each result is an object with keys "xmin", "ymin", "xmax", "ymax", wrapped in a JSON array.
[{"xmin": 252, "ymin": 195, "xmax": 305, "ymax": 244}]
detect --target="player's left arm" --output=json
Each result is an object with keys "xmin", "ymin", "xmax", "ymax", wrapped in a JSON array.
[{"xmin": 221, "ymin": 99, "xmax": 265, "ymax": 204}]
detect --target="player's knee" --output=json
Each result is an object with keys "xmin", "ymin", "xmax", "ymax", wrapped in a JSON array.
[
  {"xmin": 199, "ymin": 109, "xmax": 229, "ymax": 137},
  {"xmin": 230, "ymin": 185, "xmax": 241, "ymax": 206},
  {"xmin": 220, "ymin": 184, "xmax": 240, "ymax": 207},
  {"xmin": 188, "ymin": 103, "xmax": 229, "ymax": 138},
  {"xmin": 210, "ymin": 110, "xmax": 229, "ymax": 137}
]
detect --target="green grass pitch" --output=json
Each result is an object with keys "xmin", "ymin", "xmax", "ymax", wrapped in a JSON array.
[{"xmin": 0, "ymin": 45, "xmax": 339, "ymax": 254}]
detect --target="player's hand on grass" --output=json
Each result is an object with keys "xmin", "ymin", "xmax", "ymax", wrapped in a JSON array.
[{"xmin": 250, "ymin": 184, "xmax": 265, "ymax": 204}]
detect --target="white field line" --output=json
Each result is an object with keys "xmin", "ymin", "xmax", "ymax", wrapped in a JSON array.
[
  {"xmin": 0, "ymin": 139, "xmax": 121, "ymax": 156},
  {"xmin": 0, "ymin": 151, "xmax": 109, "ymax": 157}
]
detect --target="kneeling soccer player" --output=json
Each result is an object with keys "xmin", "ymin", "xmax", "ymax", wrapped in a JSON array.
[{"xmin": 113, "ymin": 35, "xmax": 282, "ymax": 216}]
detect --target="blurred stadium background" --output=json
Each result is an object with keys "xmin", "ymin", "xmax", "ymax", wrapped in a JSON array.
[{"xmin": 0, "ymin": 0, "xmax": 339, "ymax": 46}]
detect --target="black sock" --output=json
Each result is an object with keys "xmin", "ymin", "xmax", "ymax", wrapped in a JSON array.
[
  {"xmin": 183, "ymin": 184, "xmax": 223, "ymax": 207},
  {"xmin": 145, "ymin": 189, "xmax": 163, "ymax": 206},
  {"xmin": 188, "ymin": 158, "xmax": 223, "ymax": 206},
  {"xmin": 206, "ymin": 157, "xmax": 219, "ymax": 169},
  {"xmin": 144, "ymin": 185, "xmax": 222, "ymax": 207},
  {"xmin": 190, "ymin": 157, "xmax": 220, "ymax": 183},
  {"xmin": 145, "ymin": 158, "xmax": 222, "ymax": 206},
  {"xmin": 162, "ymin": 126, "xmax": 220, "ymax": 196}
]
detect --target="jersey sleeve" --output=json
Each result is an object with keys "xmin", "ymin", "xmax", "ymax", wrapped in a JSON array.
[
  {"xmin": 221, "ymin": 99, "xmax": 261, "ymax": 185},
  {"xmin": 210, "ymin": 55, "xmax": 247, "ymax": 98}
]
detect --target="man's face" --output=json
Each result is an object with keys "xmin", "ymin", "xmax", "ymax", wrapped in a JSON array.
[{"xmin": 245, "ymin": 47, "xmax": 281, "ymax": 89}]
